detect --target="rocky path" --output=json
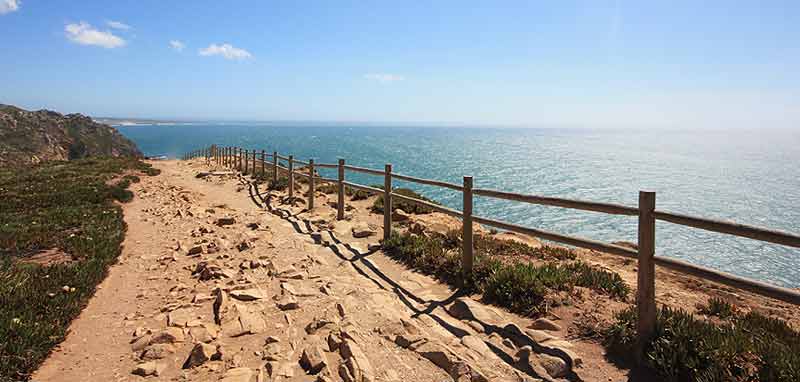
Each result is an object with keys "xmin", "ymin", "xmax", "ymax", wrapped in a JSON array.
[{"xmin": 32, "ymin": 160, "xmax": 614, "ymax": 382}]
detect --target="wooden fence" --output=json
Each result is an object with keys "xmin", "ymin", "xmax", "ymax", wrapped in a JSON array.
[{"xmin": 184, "ymin": 144, "xmax": 800, "ymax": 354}]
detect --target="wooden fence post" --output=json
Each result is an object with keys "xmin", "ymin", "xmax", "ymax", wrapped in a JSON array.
[
  {"xmin": 273, "ymin": 151, "xmax": 278, "ymax": 180},
  {"xmin": 244, "ymin": 149, "xmax": 249, "ymax": 174},
  {"xmin": 337, "ymin": 159, "xmax": 345, "ymax": 220},
  {"xmin": 308, "ymin": 159, "xmax": 315, "ymax": 210},
  {"xmin": 384, "ymin": 164, "xmax": 393, "ymax": 241},
  {"xmin": 637, "ymin": 191, "xmax": 657, "ymax": 362},
  {"xmin": 261, "ymin": 150, "xmax": 266, "ymax": 176},
  {"xmin": 288, "ymin": 155, "xmax": 294, "ymax": 199},
  {"xmin": 462, "ymin": 176, "xmax": 474, "ymax": 278},
  {"xmin": 252, "ymin": 150, "xmax": 256, "ymax": 175}
]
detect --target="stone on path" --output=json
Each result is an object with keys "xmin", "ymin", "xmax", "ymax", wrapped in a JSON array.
[
  {"xmin": 215, "ymin": 217, "xmax": 236, "ymax": 226},
  {"xmin": 351, "ymin": 223, "xmax": 377, "ymax": 238},
  {"xmin": 220, "ymin": 367, "xmax": 254, "ymax": 382},
  {"xmin": 230, "ymin": 288, "xmax": 267, "ymax": 301},
  {"xmin": 131, "ymin": 361, "xmax": 166, "ymax": 377},
  {"xmin": 140, "ymin": 344, "xmax": 176, "ymax": 361},
  {"xmin": 183, "ymin": 342, "xmax": 221, "ymax": 369},
  {"xmin": 299, "ymin": 346, "xmax": 330, "ymax": 374},
  {"xmin": 529, "ymin": 318, "xmax": 562, "ymax": 332},
  {"xmin": 150, "ymin": 327, "xmax": 185, "ymax": 344}
]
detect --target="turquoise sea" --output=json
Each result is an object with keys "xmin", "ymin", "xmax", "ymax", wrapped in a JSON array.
[{"xmin": 118, "ymin": 124, "xmax": 800, "ymax": 288}]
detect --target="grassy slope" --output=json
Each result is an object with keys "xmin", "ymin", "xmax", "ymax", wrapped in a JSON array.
[
  {"xmin": 383, "ymin": 230, "xmax": 629, "ymax": 316},
  {"xmin": 605, "ymin": 298, "xmax": 800, "ymax": 382},
  {"xmin": 0, "ymin": 158, "xmax": 159, "ymax": 382}
]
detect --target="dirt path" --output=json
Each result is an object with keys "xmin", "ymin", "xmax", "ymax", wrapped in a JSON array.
[{"xmin": 32, "ymin": 160, "xmax": 624, "ymax": 382}]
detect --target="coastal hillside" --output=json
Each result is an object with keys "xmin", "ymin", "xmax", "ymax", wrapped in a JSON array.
[{"xmin": 0, "ymin": 104, "xmax": 142, "ymax": 167}]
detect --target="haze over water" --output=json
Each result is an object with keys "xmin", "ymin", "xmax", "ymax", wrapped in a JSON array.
[{"xmin": 119, "ymin": 124, "xmax": 800, "ymax": 288}]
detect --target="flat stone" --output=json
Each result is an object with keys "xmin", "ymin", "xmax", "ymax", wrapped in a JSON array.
[
  {"xmin": 299, "ymin": 346, "xmax": 329, "ymax": 374},
  {"xmin": 140, "ymin": 344, "xmax": 176, "ymax": 361},
  {"xmin": 220, "ymin": 367, "xmax": 254, "ymax": 382},
  {"xmin": 525, "ymin": 329, "xmax": 556, "ymax": 343},
  {"xmin": 189, "ymin": 325, "xmax": 218, "ymax": 343},
  {"xmin": 187, "ymin": 245, "xmax": 203, "ymax": 256},
  {"xmin": 536, "ymin": 353, "xmax": 569, "ymax": 378},
  {"xmin": 183, "ymin": 342, "xmax": 220, "ymax": 368},
  {"xmin": 215, "ymin": 217, "xmax": 236, "ymax": 226},
  {"xmin": 150, "ymin": 327, "xmax": 185, "ymax": 344},
  {"xmin": 230, "ymin": 288, "xmax": 266, "ymax": 301},
  {"xmin": 131, "ymin": 361, "xmax": 166, "ymax": 377},
  {"xmin": 167, "ymin": 309, "xmax": 194, "ymax": 327},
  {"xmin": 447, "ymin": 298, "xmax": 505, "ymax": 326},
  {"xmin": 327, "ymin": 332, "xmax": 343, "ymax": 352},
  {"xmin": 351, "ymin": 223, "xmax": 376, "ymax": 238},
  {"xmin": 305, "ymin": 318, "xmax": 334, "ymax": 335},
  {"xmin": 460, "ymin": 335, "xmax": 493, "ymax": 358},
  {"xmin": 529, "ymin": 318, "xmax": 562, "ymax": 332},
  {"xmin": 392, "ymin": 209, "xmax": 410, "ymax": 222},
  {"xmin": 131, "ymin": 334, "xmax": 152, "ymax": 352},
  {"xmin": 276, "ymin": 295, "xmax": 300, "ymax": 311},
  {"xmin": 339, "ymin": 340, "xmax": 374, "ymax": 382}
]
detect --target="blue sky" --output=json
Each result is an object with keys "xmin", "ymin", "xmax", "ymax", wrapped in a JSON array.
[{"xmin": 1, "ymin": 1, "xmax": 799, "ymax": 128}]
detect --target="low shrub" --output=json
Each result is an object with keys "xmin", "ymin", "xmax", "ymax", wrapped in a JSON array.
[
  {"xmin": 383, "ymin": 230, "xmax": 629, "ymax": 315},
  {"xmin": 268, "ymin": 177, "xmax": 290, "ymax": 191},
  {"xmin": 372, "ymin": 187, "xmax": 439, "ymax": 214},
  {"xmin": 604, "ymin": 302, "xmax": 800, "ymax": 382},
  {"xmin": 317, "ymin": 183, "xmax": 337, "ymax": 194},
  {"xmin": 698, "ymin": 297, "xmax": 736, "ymax": 319}
]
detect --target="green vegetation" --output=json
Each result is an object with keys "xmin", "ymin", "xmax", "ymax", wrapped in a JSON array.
[
  {"xmin": 373, "ymin": 187, "xmax": 440, "ymax": 214},
  {"xmin": 0, "ymin": 157, "xmax": 159, "ymax": 382},
  {"xmin": 604, "ymin": 301, "xmax": 800, "ymax": 382},
  {"xmin": 697, "ymin": 297, "xmax": 736, "ymax": 319},
  {"xmin": 383, "ymin": 230, "xmax": 629, "ymax": 316},
  {"xmin": 267, "ymin": 176, "xmax": 290, "ymax": 191},
  {"xmin": 311, "ymin": 182, "xmax": 377, "ymax": 200}
]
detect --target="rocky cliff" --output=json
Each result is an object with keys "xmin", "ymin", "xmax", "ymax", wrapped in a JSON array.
[{"xmin": 0, "ymin": 104, "xmax": 142, "ymax": 167}]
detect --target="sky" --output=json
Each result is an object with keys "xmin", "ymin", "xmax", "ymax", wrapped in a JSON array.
[{"xmin": 1, "ymin": 0, "xmax": 799, "ymax": 128}]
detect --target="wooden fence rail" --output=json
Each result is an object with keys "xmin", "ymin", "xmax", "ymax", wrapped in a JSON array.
[{"xmin": 185, "ymin": 144, "xmax": 800, "ymax": 359}]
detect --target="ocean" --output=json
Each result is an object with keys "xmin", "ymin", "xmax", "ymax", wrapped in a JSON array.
[{"xmin": 118, "ymin": 124, "xmax": 800, "ymax": 288}]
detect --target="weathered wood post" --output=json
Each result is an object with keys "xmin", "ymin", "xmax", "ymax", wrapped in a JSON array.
[
  {"xmin": 238, "ymin": 147, "xmax": 242, "ymax": 171},
  {"xmin": 308, "ymin": 159, "xmax": 315, "ymax": 210},
  {"xmin": 252, "ymin": 150, "xmax": 256, "ymax": 175},
  {"xmin": 337, "ymin": 159, "xmax": 345, "ymax": 220},
  {"xmin": 288, "ymin": 155, "xmax": 295, "ymax": 199},
  {"xmin": 273, "ymin": 151, "xmax": 278, "ymax": 181},
  {"xmin": 244, "ymin": 149, "xmax": 249, "ymax": 174},
  {"xmin": 462, "ymin": 176, "xmax": 474, "ymax": 279},
  {"xmin": 636, "ymin": 191, "xmax": 657, "ymax": 362},
  {"xmin": 261, "ymin": 150, "xmax": 266, "ymax": 176},
  {"xmin": 383, "ymin": 164, "xmax": 393, "ymax": 241}
]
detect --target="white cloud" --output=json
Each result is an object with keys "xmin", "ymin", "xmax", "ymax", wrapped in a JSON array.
[
  {"xmin": 170, "ymin": 40, "xmax": 185, "ymax": 52},
  {"xmin": 65, "ymin": 22, "xmax": 126, "ymax": 48},
  {"xmin": 198, "ymin": 43, "xmax": 252, "ymax": 60},
  {"xmin": 106, "ymin": 20, "xmax": 131, "ymax": 30},
  {"xmin": 0, "ymin": 0, "xmax": 20, "ymax": 14},
  {"xmin": 364, "ymin": 73, "xmax": 405, "ymax": 83}
]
